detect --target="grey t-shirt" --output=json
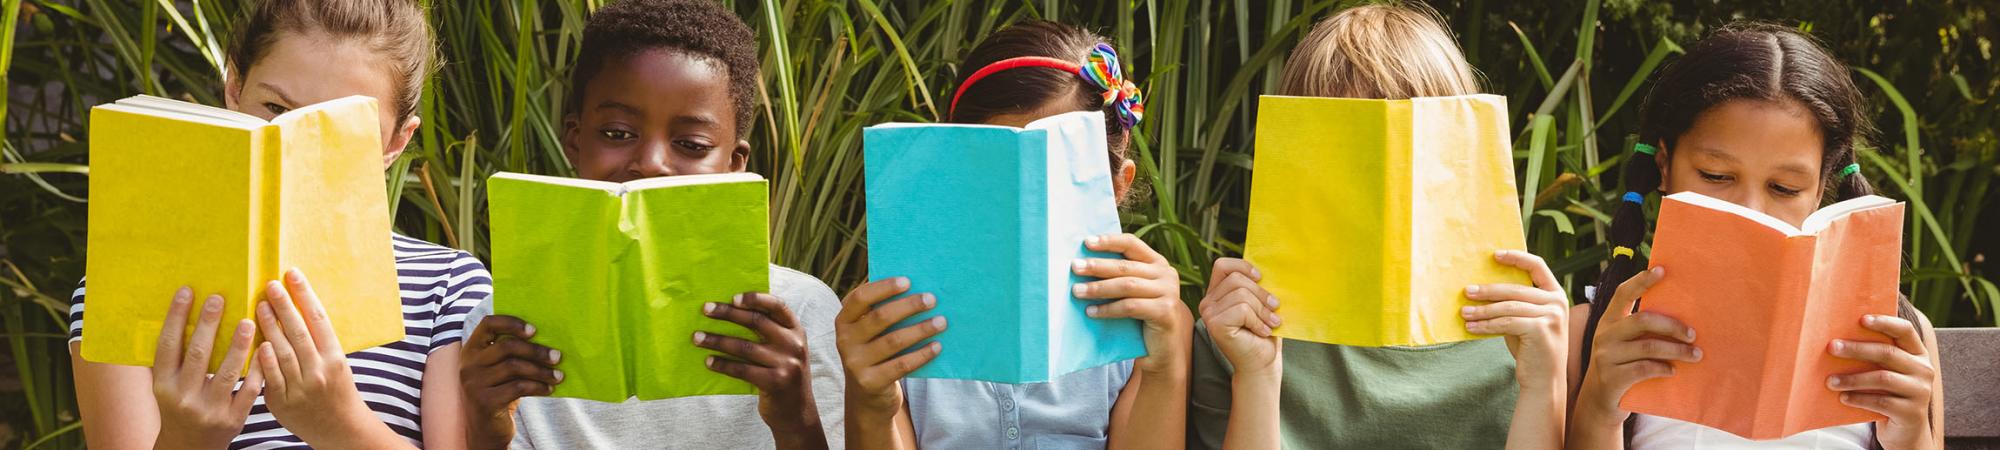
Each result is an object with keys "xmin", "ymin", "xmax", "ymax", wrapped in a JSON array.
[{"xmin": 465, "ymin": 265, "xmax": 846, "ymax": 449}]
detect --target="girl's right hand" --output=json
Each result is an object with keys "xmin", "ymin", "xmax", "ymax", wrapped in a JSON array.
[
  {"xmin": 152, "ymin": 287, "xmax": 264, "ymax": 449},
  {"xmin": 1576, "ymin": 266, "xmax": 1703, "ymax": 426},
  {"xmin": 834, "ymin": 277, "xmax": 945, "ymax": 417},
  {"xmin": 1197, "ymin": 258, "xmax": 1281, "ymax": 377}
]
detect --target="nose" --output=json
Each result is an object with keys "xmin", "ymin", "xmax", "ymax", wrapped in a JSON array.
[{"xmin": 631, "ymin": 141, "xmax": 673, "ymax": 178}]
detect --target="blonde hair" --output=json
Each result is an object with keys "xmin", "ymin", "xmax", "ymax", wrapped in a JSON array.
[{"xmin": 1277, "ymin": 3, "xmax": 1480, "ymax": 99}]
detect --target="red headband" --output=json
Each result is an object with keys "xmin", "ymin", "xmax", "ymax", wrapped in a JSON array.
[{"xmin": 948, "ymin": 56, "xmax": 1083, "ymax": 120}]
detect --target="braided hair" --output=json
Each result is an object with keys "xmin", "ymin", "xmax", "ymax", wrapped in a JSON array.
[{"xmin": 1580, "ymin": 22, "xmax": 1876, "ymax": 376}]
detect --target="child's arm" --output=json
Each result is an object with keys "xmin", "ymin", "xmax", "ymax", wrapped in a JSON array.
[
  {"xmin": 252, "ymin": 270, "xmax": 419, "ymax": 450},
  {"xmin": 1197, "ymin": 258, "xmax": 1282, "ymax": 450},
  {"xmin": 420, "ymin": 343, "xmax": 468, "ymax": 450},
  {"xmin": 1074, "ymin": 234, "xmax": 1192, "ymax": 450},
  {"xmin": 835, "ymin": 278, "xmax": 940, "ymax": 450},
  {"xmin": 1462, "ymin": 251, "xmax": 1571, "ymax": 450},
  {"xmin": 69, "ymin": 347, "xmax": 158, "ymax": 450},
  {"xmin": 694, "ymin": 293, "xmax": 828, "ymax": 450},
  {"xmin": 1826, "ymin": 310, "xmax": 1942, "ymax": 450},
  {"xmin": 1567, "ymin": 267, "xmax": 1699, "ymax": 449}
]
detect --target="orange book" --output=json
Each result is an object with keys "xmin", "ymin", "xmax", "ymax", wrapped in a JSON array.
[{"xmin": 1622, "ymin": 191, "xmax": 1904, "ymax": 440}]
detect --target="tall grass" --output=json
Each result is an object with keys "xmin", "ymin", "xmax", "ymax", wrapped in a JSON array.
[{"xmin": 1, "ymin": 0, "xmax": 1995, "ymax": 447}]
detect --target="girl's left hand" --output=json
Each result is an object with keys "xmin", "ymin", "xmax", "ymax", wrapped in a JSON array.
[
  {"xmin": 254, "ymin": 268, "xmax": 409, "ymax": 449},
  {"xmin": 1072, "ymin": 233, "xmax": 1192, "ymax": 375},
  {"xmin": 1828, "ymin": 314, "xmax": 1939, "ymax": 450},
  {"xmin": 1460, "ymin": 250, "xmax": 1569, "ymax": 390}
]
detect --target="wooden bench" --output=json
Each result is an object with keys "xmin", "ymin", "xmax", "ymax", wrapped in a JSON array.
[{"xmin": 1943, "ymin": 328, "xmax": 1999, "ymax": 449}]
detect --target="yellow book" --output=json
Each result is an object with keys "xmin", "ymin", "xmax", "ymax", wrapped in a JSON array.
[
  {"xmin": 1244, "ymin": 94, "xmax": 1529, "ymax": 347},
  {"xmin": 83, "ymin": 95, "xmax": 403, "ymax": 370}
]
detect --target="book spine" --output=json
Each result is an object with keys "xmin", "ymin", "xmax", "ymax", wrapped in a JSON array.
[
  {"xmin": 1763, "ymin": 236, "xmax": 1816, "ymax": 436},
  {"xmin": 1384, "ymin": 101, "xmax": 1415, "ymax": 344},
  {"xmin": 252, "ymin": 124, "xmax": 284, "ymax": 306},
  {"xmin": 1022, "ymin": 130, "xmax": 1050, "ymax": 382}
]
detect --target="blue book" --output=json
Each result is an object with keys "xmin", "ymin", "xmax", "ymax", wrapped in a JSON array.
[{"xmin": 862, "ymin": 111, "xmax": 1146, "ymax": 384}]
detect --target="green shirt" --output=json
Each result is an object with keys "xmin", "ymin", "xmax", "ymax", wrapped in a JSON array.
[{"xmin": 1188, "ymin": 321, "xmax": 1519, "ymax": 449}]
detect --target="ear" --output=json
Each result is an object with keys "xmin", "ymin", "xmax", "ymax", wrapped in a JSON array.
[
  {"xmin": 729, "ymin": 138, "xmax": 751, "ymax": 173},
  {"xmin": 224, "ymin": 69, "xmax": 244, "ymax": 110},
  {"xmin": 1112, "ymin": 158, "xmax": 1137, "ymax": 201},
  {"xmin": 380, "ymin": 115, "xmax": 419, "ymax": 169},
  {"xmin": 1654, "ymin": 140, "xmax": 1671, "ymax": 192},
  {"xmin": 561, "ymin": 113, "xmax": 582, "ymax": 167}
]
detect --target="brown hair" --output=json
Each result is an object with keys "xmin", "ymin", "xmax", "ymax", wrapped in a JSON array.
[
  {"xmin": 1276, "ymin": 3, "xmax": 1480, "ymax": 99},
  {"xmin": 227, "ymin": 0, "xmax": 437, "ymax": 125},
  {"xmin": 951, "ymin": 20, "xmax": 1134, "ymax": 176}
]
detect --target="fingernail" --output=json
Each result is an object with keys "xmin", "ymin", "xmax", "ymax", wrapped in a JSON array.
[
  {"xmin": 1249, "ymin": 267, "xmax": 1261, "ymax": 278},
  {"xmin": 703, "ymin": 302, "xmax": 717, "ymax": 315},
  {"xmin": 704, "ymin": 356, "xmax": 716, "ymax": 368},
  {"xmin": 267, "ymin": 280, "xmax": 283, "ymax": 296},
  {"xmin": 1691, "ymin": 348, "xmax": 1704, "ymax": 361},
  {"xmin": 1087, "ymin": 305, "xmax": 1100, "ymax": 317},
  {"xmin": 1464, "ymin": 285, "xmax": 1481, "ymax": 296},
  {"xmin": 1651, "ymin": 266, "xmax": 1665, "ymax": 276},
  {"xmin": 524, "ymin": 323, "xmax": 536, "ymax": 336},
  {"xmin": 693, "ymin": 331, "xmax": 707, "ymax": 345},
  {"xmin": 1828, "ymin": 376, "xmax": 1842, "ymax": 388},
  {"xmin": 205, "ymin": 295, "xmax": 224, "ymax": 312},
  {"xmin": 548, "ymin": 349, "xmax": 561, "ymax": 364},
  {"xmin": 175, "ymin": 287, "xmax": 193, "ymax": 302},
  {"xmin": 930, "ymin": 316, "xmax": 947, "ymax": 329},
  {"xmin": 1085, "ymin": 236, "xmax": 1101, "ymax": 246},
  {"xmin": 922, "ymin": 294, "xmax": 936, "ymax": 308},
  {"xmin": 287, "ymin": 268, "xmax": 302, "ymax": 283},
  {"xmin": 1072, "ymin": 284, "xmax": 1088, "ymax": 297},
  {"xmin": 1265, "ymin": 295, "xmax": 1279, "ymax": 309},
  {"xmin": 1461, "ymin": 306, "xmax": 1477, "ymax": 317},
  {"xmin": 1270, "ymin": 314, "xmax": 1282, "ymax": 327},
  {"xmin": 1862, "ymin": 315, "xmax": 1878, "ymax": 325},
  {"xmin": 554, "ymin": 370, "xmax": 564, "ymax": 382},
  {"xmin": 1685, "ymin": 328, "xmax": 1696, "ymax": 341},
  {"xmin": 1072, "ymin": 260, "xmax": 1087, "ymax": 273},
  {"xmin": 1830, "ymin": 340, "xmax": 1845, "ymax": 352},
  {"xmin": 894, "ymin": 277, "xmax": 910, "ymax": 289}
]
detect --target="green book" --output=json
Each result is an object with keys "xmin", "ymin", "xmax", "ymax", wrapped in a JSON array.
[{"xmin": 487, "ymin": 171, "xmax": 770, "ymax": 402}]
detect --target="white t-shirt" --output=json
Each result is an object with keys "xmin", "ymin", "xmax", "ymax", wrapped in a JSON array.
[{"xmin": 1631, "ymin": 414, "xmax": 1872, "ymax": 450}]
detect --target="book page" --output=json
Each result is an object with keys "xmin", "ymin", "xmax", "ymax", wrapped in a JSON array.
[
  {"xmin": 272, "ymin": 96, "xmax": 404, "ymax": 357},
  {"xmin": 487, "ymin": 173, "xmax": 631, "ymax": 402},
  {"xmin": 1406, "ymin": 94, "xmax": 1529, "ymax": 345},
  {"xmin": 629, "ymin": 179, "xmax": 769, "ymax": 400}
]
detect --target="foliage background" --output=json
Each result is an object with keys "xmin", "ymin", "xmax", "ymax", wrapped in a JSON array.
[{"xmin": 0, "ymin": 0, "xmax": 1994, "ymax": 447}]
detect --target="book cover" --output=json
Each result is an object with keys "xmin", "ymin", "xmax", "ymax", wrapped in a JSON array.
[
  {"xmin": 487, "ymin": 172, "xmax": 770, "ymax": 402},
  {"xmin": 862, "ymin": 111, "xmax": 1146, "ymax": 384},
  {"xmin": 1244, "ymin": 94, "xmax": 1530, "ymax": 348},
  {"xmin": 83, "ymin": 95, "xmax": 403, "ymax": 370},
  {"xmin": 1622, "ymin": 192, "xmax": 1905, "ymax": 440}
]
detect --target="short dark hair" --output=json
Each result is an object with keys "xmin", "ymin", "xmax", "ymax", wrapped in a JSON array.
[{"xmin": 568, "ymin": 0, "xmax": 760, "ymax": 135}]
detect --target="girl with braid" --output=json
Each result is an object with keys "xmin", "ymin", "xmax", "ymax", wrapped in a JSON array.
[{"xmin": 1566, "ymin": 23, "xmax": 1943, "ymax": 450}]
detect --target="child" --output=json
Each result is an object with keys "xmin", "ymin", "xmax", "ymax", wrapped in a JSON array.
[
  {"xmin": 67, "ymin": 0, "xmax": 484, "ymax": 448},
  {"xmin": 835, "ymin": 20, "xmax": 1193, "ymax": 449},
  {"xmin": 1187, "ymin": 5, "xmax": 1569, "ymax": 449},
  {"xmin": 1568, "ymin": 23, "xmax": 1943, "ymax": 449},
  {"xmin": 454, "ymin": 1, "xmax": 845, "ymax": 449}
]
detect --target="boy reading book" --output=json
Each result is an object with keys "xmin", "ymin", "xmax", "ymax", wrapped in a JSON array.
[{"xmin": 456, "ymin": 1, "xmax": 843, "ymax": 449}]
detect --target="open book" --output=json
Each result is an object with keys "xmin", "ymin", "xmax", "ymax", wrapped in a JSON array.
[
  {"xmin": 1244, "ymin": 94, "xmax": 1531, "ymax": 348},
  {"xmin": 1622, "ymin": 191, "xmax": 1906, "ymax": 440},
  {"xmin": 862, "ymin": 111, "xmax": 1146, "ymax": 384},
  {"xmin": 82, "ymin": 95, "xmax": 403, "ymax": 370},
  {"xmin": 487, "ymin": 171, "xmax": 770, "ymax": 402}
]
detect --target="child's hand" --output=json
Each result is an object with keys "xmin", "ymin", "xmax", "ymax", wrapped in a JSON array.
[
  {"xmin": 1072, "ymin": 233, "xmax": 1193, "ymax": 376},
  {"xmin": 1462, "ymin": 250, "xmax": 1569, "ymax": 390},
  {"xmin": 834, "ymin": 277, "xmax": 943, "ymax": 419},
  {"xmin": 1196, "ymin": 258, "xmax": 1281, "ymax": 377},
  {"xmin": 695, "ymin": 292, "xmax": 828, "ymax": 448},
  {"xmin": 151, "ymin": 288, "xmax": 264, "ymax": 449},
  {"xmin": 459, "ymin": 314, "xmax": 561, "ymax": 450},
  {"xmin": 1575, "ymin": 266, "xmax": 1701, "ymax": 427},
  {"xmin": 252, "ymin": 269, "xmax": 407, "ymax": 449},
  {"xmin": 1827, "ymin": 314, "xmax": 1939, "ymax": 450}
]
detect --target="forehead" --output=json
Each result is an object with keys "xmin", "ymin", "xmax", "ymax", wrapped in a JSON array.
[
  {"xmin": 1678, "ymin": 99, "xmax": 1824, "ymax": 173},
  {"xmin": 242, "ymin": 33, "xmax": 399, "ymax": 106},
  {"xmin": 583, "ymin": 49, "xmax": 733, "ymax": 111}
]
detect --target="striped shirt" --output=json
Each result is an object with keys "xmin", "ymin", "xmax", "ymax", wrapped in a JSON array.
[{"xmin": 68, "ymin": 233, "xmax": 491, "ymax": 449}]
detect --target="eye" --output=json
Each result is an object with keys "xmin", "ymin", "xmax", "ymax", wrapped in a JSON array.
[
  {"xmin": 1769, "ymin": 183, "xmax": 1804, "ymax": 197},
  {"xmin": 599, "ymin": 129, "xmax": 636, "ymax": 141},
  {"xmin": 1697, "ymin": 170, "xmax": 1733, "ymax": 183},
  {"xmin": 262, "ymin": 102, "xmax": 291, "ymax": 116},
  {"xmin": 674, "ymin": 139, "xmax": 716, "ymax": 154}
]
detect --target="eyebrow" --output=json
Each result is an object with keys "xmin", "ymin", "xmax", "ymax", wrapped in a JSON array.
[
  {"xmin": 595, "ymin": 101, "xmax": 643, "ymax": 116},
  {"xmin": 256, "ymin": 82, "xmax": 299, "ymax": 106},
  {"xmin": 1696, "ymin": 146, "xmax": 1815, "ymax": 176}
]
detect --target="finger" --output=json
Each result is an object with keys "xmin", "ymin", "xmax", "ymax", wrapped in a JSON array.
[
  {"xmin": 181, "ymin": 294, "xmax": 227, "ymax": 385},
  {"xmin": 838, "ymin": 277, "xmax": 912, "ymax": 323},
  {"xmin": 256, "ymin": 301, "xmax": 303, "ymax": 385},
  {"xmin": 233, "ymin": 360, "xmax": 265, "ymax": 413},
  {"xmin": 1222, "ymin": 288, "xmax": 1279, "ymax": 330},
  {"xmin": 1607, "ymin": 312, "xmax": 1696, "ymax": 344},
  {"xmin": 704, "ymin": 301, "xmax": 788, "ymax": 342},
  {"xmin": 1839, "ymin": 392, "xmax": 1921, "ymax": 419},
  {"xmin": 479, "ymin": 337, "xmax": 561, "ymax": 368},
  {"xmin": 283, "ymin": 269, "xmax": 343, "ymax": 353},
  {"xmin": 208, "ymin": 319, "xmax": 258, "ymax": 396},
  {"xmin": 257, "ymin": 342, "xmax": 287, "ymax": 396},
  {"xmin": 1860, "ymin": 315, "xmax": 1927, "ymax": 357},
  {"xmin": 263, "ymin": 280, "xmax": 319, "ymax": 372},
  {"xmin": 484, "ymin": 358, "xmax": 563, "ymax": 388},
  {"xmin": 1601, "ymin": 336, "xmax": 1703, "ymax": 365},
  {"xmin": 1828, "ymin": 369, "xmax": 1928, "ymax": 400},
  {"xmin": 1087, "ymin": 297, "xmax": 1167, "ymax": 322},
  {"xmin": 1072, "ymin": 258, "xmax": 1161, "ymax": 281},
  {"xmin": 1210, "ymin": 302, "xmax": 1273, "ymax": 338},
  {"xmin": 852, "ymin": 293, "xmax": 936, "ymax": 338},
  {"xmin": 1207, "ymin": 257, "xmax": 1261, "ymax": 289},
  {"xmin": 1611, "ymin": 359, "xmax": 1677, "ymax": 384},
  {"xmin": 1074, "ymin": 277, "xmax": 1169, "ymax": 301},
  {"xmin": 503, "ymin": 379, "xmax": 554, "ymax": 400},
  {"xmin": 860, "ymin": 316, "xmax": 947, "ymax": 367},
  {"xmin": 153, "ymin": 287, "xmax": 195, "ymax": 378},
  {"xmin": 1201, "ymin": 272, "xmax": 1273, "ymax": 316},
  {"xmin": 1829, "ymin": 340, "xmax": 1930, "ymax": 377},
  {"xmin": 705, "ymin": 356, "xmax": 773, "ymax": 385},
  {"xmin": 1604, "ymin": 266, "xmax": 1665, "ymax": 322},
  {"xmin": 857, "ymin": 341, "xmax": 941, "ymax": 388},
  {"xmin": 469, "ymin": 315, "xmax": 538, "ymax": 348},
  {"xmin": 1494, "ymin": 250, "xmax": 1562, "ymax": 293},
  {"xmin": 1466, "ymin": 315, "xmax": 1560, "ymax": 337},
  {"xmin": 1461, "ymin": 300, "xmax": 1561, "ymax": 322},
  {"xmin": 1084, "ymin": 233, "xmax": 1166, "ymax": 265},
  {"xmin": 693, "ymin": 331, "xmax": 785, "ymax": 367},
  {"xmin": 732, "ymin": 293, "xmax": 799, "ymax": 330},
  {"xmin": 1464, "ymin": 283, "xmax": 1565, "ymax": 307}
]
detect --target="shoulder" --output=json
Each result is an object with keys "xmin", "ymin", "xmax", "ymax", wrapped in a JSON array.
[{"xmin": 767, "ymin": 264, "xmax": 838, "ymax": 320}]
